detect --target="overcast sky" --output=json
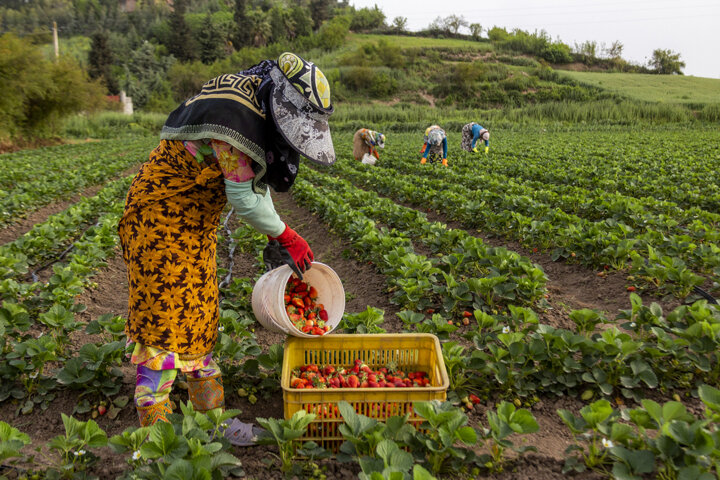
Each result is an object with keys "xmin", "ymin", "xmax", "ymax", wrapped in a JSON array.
[{"xmin": 349, "ymin": 0, "xmax": 720, "ymax": 79}]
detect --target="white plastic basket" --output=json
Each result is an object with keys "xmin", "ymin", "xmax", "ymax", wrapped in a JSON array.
[{"xmin": 251, "ymin": 262, "xmax": 345, "ymax": 337}]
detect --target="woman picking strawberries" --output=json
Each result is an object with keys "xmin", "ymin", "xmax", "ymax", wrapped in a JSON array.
[{"xmin": 118, "ymin": 52, "xmax": 335, "ymax": 445}]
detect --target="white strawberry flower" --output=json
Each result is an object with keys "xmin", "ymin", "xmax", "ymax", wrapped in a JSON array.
[
  {"xmin": 601, "ymin": 438, "xmax": 614, "ymax": 448},
  {"xmin": 502, "ymin": 326, "xmax": 510, "ymax": 334}
]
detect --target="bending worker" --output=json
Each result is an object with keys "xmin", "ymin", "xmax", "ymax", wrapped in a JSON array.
[
  {"xmin": 462, "ymin": 122, "xmax": 490, "ymax": 153},
  {"xmin": 420, "ymin": 125, "xmax": 448, "ymax": 166},
  {"xmin": 353, "ymin": 128, "xmax": 385, "ymax": 165},
  {"xmin": 118, "ymin": 52, "xmax": 334, "ymax": 445}
]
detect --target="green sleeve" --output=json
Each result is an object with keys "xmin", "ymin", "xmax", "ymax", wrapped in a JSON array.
[{"xmin": 224, "ymin": 179, "xmax": 285, "ymax": 237}]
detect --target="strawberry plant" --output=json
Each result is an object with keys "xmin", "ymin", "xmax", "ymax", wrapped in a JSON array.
[
  {"xmin": 341, "ymin": 306, "xmax": 387, "ymax": 334},
  {"xmin": 408, "ymin": 401, "xmax": 479, "ymax": 475},
  {"xmin": 480, "ymin": 401, "xmax": 539, "ymax": 473},
  {"xmin": 256, "ymin": 410, "xmax": 318, "ymax": 474},
  {"xmin": 0, "ymin": 420, "xmax": 31, "ymax": 465},
  {"xmin": 109, "ymin": 402, "xmax": 244, "ymax": 479}
]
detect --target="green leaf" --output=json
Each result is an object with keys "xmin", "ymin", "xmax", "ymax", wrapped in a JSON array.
[
  {"xmin": 164, "ymin": 459, "xmax": 194, "ymax": 480},
  {"xmin": 580, "ymin": 400, "xmax": 613, "ymax": 428},
  {"xmin": 610, "ymin": 446, "xmax": 654, "ymax": 474},
  {"xmin": 509, "ymin": 409, "xmax": 539, "ymax": 434},
  {"xmin": 611, "ymin": 462, "xmax": 640, "ymax": 480},
  {"xmin": 57, "ymin": 357, "xmax": 94, "ymax": 385},
  {"xmin": 557, "ymin": 409, "xmax": 586, "ymax": 434},
  {"xmin": 82, "ymin": 418, "xmax": 108, "ymax": 447},
  {"xmin": 698, "ymin": 384, "xmax": 720, "ymax": 413},
  {"xmin": 412, "ymin": 465, "xmax": 437, "ymax": 480},
  {"xmin": 413, "ymin": 402, "xmax": 436, "ymax": 423},
  {"xmin": 456, "ymin": 426, "xmax": 477, "ymax": 445},
  {"xmin": 661, "ymin": 402, "xmax": 689, "ymax": 422}
]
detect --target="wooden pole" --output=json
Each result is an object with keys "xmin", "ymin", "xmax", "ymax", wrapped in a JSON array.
[{"xmin": 53, "ymin": 21, "xmax": 59, "ymax": 60}]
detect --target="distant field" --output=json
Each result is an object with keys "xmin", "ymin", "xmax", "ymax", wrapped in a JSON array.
[
  {"xmin": 349, "ymin": 33, "xmax": 492, "ymax": 50},
  {"xmin": 562, "ymin": 71, "xmax": 720, "ymax": 104}
]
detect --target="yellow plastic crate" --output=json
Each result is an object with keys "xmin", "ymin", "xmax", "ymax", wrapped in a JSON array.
[{"xmin": 281, "ymin": 333, "xmax": 449, "ymax": 451}]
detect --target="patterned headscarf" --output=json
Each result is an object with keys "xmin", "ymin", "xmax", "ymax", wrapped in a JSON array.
[
  {"xmin": 268, "ymin": 52, "xmax": 335, "ymax": 165},
  {"xmin": 427, "ymin": 128, "xmax": 446, "ymax": 146}
]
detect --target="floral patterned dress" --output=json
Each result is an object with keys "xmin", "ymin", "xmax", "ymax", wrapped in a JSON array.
[{"xmin": 119, "ymin": 138, "xmax": 255, "ymax": 360}]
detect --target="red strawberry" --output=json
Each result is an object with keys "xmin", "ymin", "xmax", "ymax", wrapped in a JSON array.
[{"xmin": 469, "ymin": 394, "xmax": 481, "ymax": 405}]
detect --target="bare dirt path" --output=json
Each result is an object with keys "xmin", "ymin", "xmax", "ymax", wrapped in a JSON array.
[
  {"xmin": 0, "ymin": 164, "xmax": 140, "ymax": 246},
  {"xmin": 424, "ymin": 212, "xmax": 681, "ymax": 327}
]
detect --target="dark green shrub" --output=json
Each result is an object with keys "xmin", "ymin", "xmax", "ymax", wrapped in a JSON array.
[
  {"xmin": 481, "ymin": 63, "xmax": 509, "ymax": 82},
  {"xmin": 341, "ymin": 66, "xmax": 376, "ymax": 91},
  {"xmin": 317, "ymin": 15, "xmax": 350, "ymax": 51},
  {"xmin": 349, "ymin": 6, "xmax": 386, "ymax": 32},
  {"xmin": 540, "ymin": 42, "xmax": 573, "ymax": 63},
  {"xmin": 0, "ymin": 33, "xmax": 105, "ymax": 140},
  {"xmin": 370, "ymin": 72, "xmax": 398, "ymax": 97}
]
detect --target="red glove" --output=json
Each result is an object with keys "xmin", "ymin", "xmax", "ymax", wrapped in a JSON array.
[{"xmin": 268, "ymin": 224, "xmax": 313, "ymax": 275}]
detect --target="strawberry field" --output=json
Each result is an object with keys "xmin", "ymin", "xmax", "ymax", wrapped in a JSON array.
[{"xmin": 1, "ymin": 126, "xmax": 719, "ymax": 480}]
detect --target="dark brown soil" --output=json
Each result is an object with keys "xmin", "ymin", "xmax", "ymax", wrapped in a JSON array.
[{"xmin": 430, "ymin": 213, "xmax": 681, "ymax": 323}]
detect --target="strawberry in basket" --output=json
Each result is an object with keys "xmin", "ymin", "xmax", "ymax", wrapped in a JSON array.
[{"xmin": 285, "ymin": 276, "xmax": 330, "ymax": 335}]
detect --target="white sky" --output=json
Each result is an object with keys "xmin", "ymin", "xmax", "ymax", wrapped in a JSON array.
[{"xmin": 350, "ymin": 0, "xmax": 720, "ymax": 79}]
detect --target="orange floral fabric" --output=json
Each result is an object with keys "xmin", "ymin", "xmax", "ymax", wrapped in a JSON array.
[{"xmin": 119, "ymin": 140, "xmax": 227, "ymax": 355}]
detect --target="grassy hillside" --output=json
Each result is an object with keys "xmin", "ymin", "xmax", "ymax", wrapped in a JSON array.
[
  {"xmin": 347, "ymin": 33, "xmax": 493, "ymax": 50},
  {"xmin": 561, "ymin": 71, "xmax": 720, "ymax": 105}
]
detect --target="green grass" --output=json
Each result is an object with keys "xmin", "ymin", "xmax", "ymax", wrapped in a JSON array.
[
  {"xmin": 347, "ymin": 33, "xmax": 492, "ymax": 51},
  {"xmin": 561, "ymin": 71, "xmax": 720, "ymax": 105}
]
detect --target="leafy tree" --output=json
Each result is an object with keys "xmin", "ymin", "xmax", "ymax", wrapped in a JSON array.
[
  {"xmin": 309, "ymin": 0, "xmax": 332, "ymax": 30},
  {"xmin": 0, "ymin": 33, "xmax": 104, "ymax": 139},
  {"xmin": 391, "ymin": 16, "xmax": 407, "ymax": 33},
  {"xmin": 247, "ymin": 8, "xmax": 271, "ymax": 47},
  {"xmin": 268, "ymin": 6, "xmax": 295, "ymax": 42},
  {"xmin": 574, "ymin": 40, "xmax": 598, "ymax": 65},
  {"xmin": 606, "ymin": 40, "xmax": 624, "ymax": 59},
  {"xmin": 487, "ymin": 26, "xmax": 510, "ymax": 43},
  {"xmin": 445, "ymin": 14, "xmax": 468, "ymax": 34},
  {"xmin": 469, "ymin": 23, "xmax": 482, "ymax": 40},
  {"xmin": 124, "ymin": 41, "xmax": 175, "ymax": 110},
  {"xmin": 349, "ymin": 5, "xmax": 385, "ymax": 32},
  {"xmin": 88, "ymin": 30, "xmax": 119, "ymax": 94},
  {"xmin": 291, "ymin": 5, "xmax": 313, "ymax": 38},
  {"xmin": 574, "ymin": 40, "xmax": 598, "ymax": 58},
  {"xmin": 167, "ymin": 0, "xmax": 196, "ymax": 61},
  {"xmin": 316, "ymin": 14, "xmax": 350, "ymax": 50},
  {"xmin": 197, "ymin": 13, "xmax": 224, "ymax": 64},
  {"xmin": 0, "ymin": 33, "xmax": 46, "ymax": 138},
  {"xmin": 649, "ymin": 48, "xmax": 685, "ymax": 74},
  {"xmin": 232, "ymin": 0, "xmax": 252, "ymax": 48},
  {"xmin": 429, "ymin": 14, "xmax": 468, "ymax": 35}
]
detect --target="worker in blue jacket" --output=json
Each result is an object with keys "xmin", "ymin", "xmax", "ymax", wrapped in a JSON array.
[
  {"xmin": 420, "ymin": 125, "xmax": 448, "ymax": 166},
  {"xmin": 461, "ymin": 122, "xmax": 490, "ymax": 153}
]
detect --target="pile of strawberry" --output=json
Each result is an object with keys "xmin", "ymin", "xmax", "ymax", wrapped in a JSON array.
[
  {"xmin": 290, "ymin": 359, "xmax": 430, "ymax": 389},
  {"xmin": 285, "ymin": 276, "xmax": 330, "ymax": 336}
]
